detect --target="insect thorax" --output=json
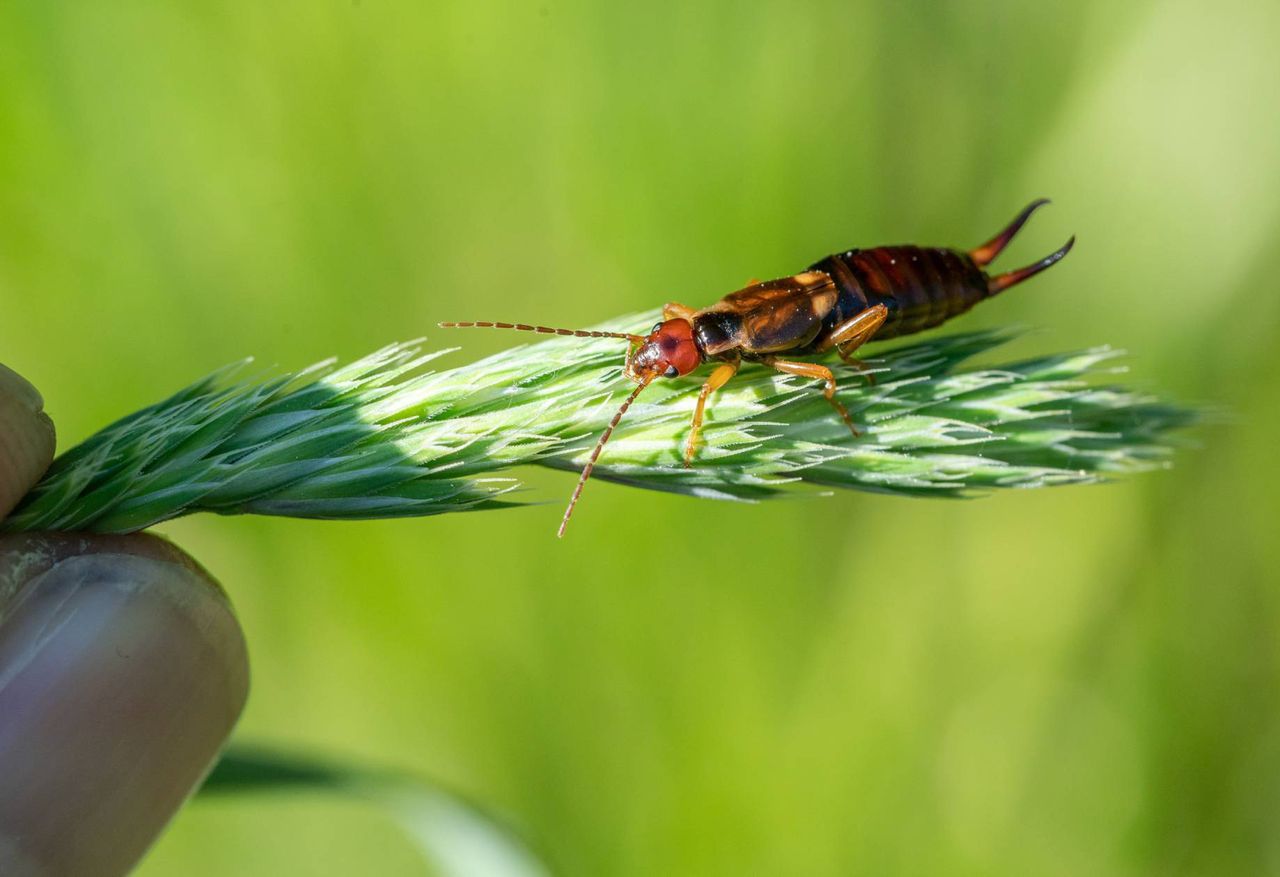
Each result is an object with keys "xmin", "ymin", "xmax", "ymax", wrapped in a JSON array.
[{"xmin": 693, "ymin": 311, "xmax": 743, "ymax": 357}]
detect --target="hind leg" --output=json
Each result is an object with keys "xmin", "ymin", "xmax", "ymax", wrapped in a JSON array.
[
  {"xmin": 761, "ymin": 357, "xmax": 860, "ymax": 438},
  {"xmin": 815, "ymin": 304, "xmax": 888, "ymax": 384}
]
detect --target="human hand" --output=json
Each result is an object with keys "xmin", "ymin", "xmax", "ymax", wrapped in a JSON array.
[{"xmin": 0, "ymin": 364, "xmax": 249, "ymax": 876}]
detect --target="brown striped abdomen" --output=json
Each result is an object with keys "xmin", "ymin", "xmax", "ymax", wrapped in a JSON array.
[{"xmin": 808, "ymin": 245, "xmax": 991, "ymax": 341}]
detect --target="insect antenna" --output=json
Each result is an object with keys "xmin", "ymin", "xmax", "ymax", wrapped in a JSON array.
[
  {"xmin": 558, "ymin": 375, "xmax": 653, "ymax": 538},
  {"xmin": 439, "ymin": 321, "xmax": 645, "ymax": 343}
]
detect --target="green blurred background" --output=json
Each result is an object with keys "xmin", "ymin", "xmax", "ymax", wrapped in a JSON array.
[{"xmin": 3, "ymin": 0, "xmax": 1279, "ymax": 873}]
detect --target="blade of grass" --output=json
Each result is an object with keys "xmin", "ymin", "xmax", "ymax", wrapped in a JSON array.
[
  {"xmin": 1, "ymin": 316, "xmax": 1194, "ymax": 534},
  {"xmin": 201, "ymin": 746, "xmax": 551, "ymax": 877}
]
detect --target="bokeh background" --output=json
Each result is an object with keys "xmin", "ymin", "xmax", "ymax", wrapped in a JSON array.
[{"xmin": 3, "ymin": 0, "xmax": 1280, "ymax": 874}]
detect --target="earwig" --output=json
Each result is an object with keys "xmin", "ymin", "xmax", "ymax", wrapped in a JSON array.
[{"xmin": 443, "ymin": 200, "xmax": 1074, "ymax": 536}]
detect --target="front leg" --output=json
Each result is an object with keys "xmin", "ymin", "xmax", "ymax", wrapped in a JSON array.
[
  {"xmin": 622, "ymin": 338, "xmax": 639, "ymax": 380},
  {"xmin": 685, "ymin": 357, "xmax": 740, "ymax": 467},
  {"xmin": 761, "ymin": 356, "xmax": 860, "ymax": 439}
]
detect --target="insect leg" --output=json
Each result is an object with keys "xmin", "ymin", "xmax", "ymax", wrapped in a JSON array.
[
  {"xmin": 814, "ymin": 304, "xmax": 888, "ymax": 384},
  {"xmin": 685, "ymin": 357, "xmax": 740, "ymax": 467},
  {"xmin": 762, "ymin": 357, "xmax": 860, "ymax": 439},
  {"xmin": 623, "ymin": 338, "xmax": 639, "ymax": 380},
  {"xmin": 663, "ymin": 302, "xmax": 698, "ymax": 321}
]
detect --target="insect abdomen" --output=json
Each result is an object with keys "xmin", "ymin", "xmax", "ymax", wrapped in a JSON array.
[{"xmin": 809, "ymin": 246, "xmax": 990, "ymax": 340}]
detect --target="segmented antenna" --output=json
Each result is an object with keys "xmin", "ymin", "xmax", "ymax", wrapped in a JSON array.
[
  {"xmin": 439, "ymin": 321, "xmax": 645, "ymax": 343},
  {"xmin": 558, "ymin": 375, "xmax": 653, "ymax": 538}
]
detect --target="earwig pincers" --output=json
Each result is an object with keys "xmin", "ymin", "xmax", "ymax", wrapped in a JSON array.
[{"xmin": 442, "ymin": 199, "xmax": 1074, "ymax": 536}]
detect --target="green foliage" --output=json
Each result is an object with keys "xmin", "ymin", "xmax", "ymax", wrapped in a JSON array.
[
  {"xmin": 3, "ymin": 1, "xmax": 1277, "ymax": 874},
  {"xmin": 3, "ymin": 324, "xmax": 1189, "ymax": 534},
  {"xmin": 202, "ymin": 748, "xmax": 550, "ymax": 877}
]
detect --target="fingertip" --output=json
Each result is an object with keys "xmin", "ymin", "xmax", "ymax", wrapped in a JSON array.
[
  {"xmin": 0, "ymin": 363, "xmax": 43, "ymax": 411},
  {"xmin": 0, "ymin": 532, "xmax": 249, "ymax": 877},
  {"xmin": 0, "ymin": 364, "xmax": 56, "ymax": 520}
]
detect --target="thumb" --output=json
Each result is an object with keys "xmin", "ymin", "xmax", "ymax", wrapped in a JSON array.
[
  {"xmin": 0, "ymin": 532, "xmax": 250, "ymax": 877},
  {"xmin": 0, "ymin": 364, "xmax": 56, "ymax": 519}
]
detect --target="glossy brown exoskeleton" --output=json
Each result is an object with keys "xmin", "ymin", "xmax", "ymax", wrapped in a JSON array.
[{"xmin": 443, "ymin": 199, "xmax": 1073, "ymax": 536}]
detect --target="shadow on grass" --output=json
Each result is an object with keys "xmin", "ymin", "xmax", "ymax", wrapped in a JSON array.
[{"xmin": 0, "ymin": 329, "xmax": 1195, "ymax": 534}]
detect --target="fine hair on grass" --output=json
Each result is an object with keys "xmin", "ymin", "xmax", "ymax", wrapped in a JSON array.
[{"xmin": 2, "ymin": 316, "xmax": 1193, "ymax": 536}]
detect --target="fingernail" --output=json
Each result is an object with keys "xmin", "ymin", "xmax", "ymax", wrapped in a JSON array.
[
  {"xmin": 0, "ymin": 534, "xmax": 249, "ymax": 877},
  {"xmin": 0, "ymin": 364, "xmax": 55, "ymax": 520}
]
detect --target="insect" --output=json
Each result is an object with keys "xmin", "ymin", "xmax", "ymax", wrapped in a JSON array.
[{"xmin": 442, "ymin": 199, "xmax": 1073, "ymax": 536}]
